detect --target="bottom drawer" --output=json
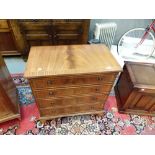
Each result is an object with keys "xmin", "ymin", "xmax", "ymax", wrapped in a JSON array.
[
  {"xmin": 40, "ymin": 102, "xmax": 104, "ymax": 118},
  {"xmin": 36, "ymin": 94, "xmax": 107, "ymax": 109}
]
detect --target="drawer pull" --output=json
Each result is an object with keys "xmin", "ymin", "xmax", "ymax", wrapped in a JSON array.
[
  {"xmin": 54, "ymin": 34, "xmax": 57, "ymax": 38},
  {"xmin": 51, "ymin": 110, "xmax": 56, "ymax": 114},
  {"xmin": 49, "ymin": 91, "xmax": 54, "ymax": 96},
  {"xmin": 47, "ymin": 80, "xmax": 53, "ymax": 85},
  {"xmin": 50, "ymin": 102, "xmax": 55, "ymax": 105},
  {"xmin": 97, "ymin": 77, "xmax": 103, "ymax": 81},
  {"xmin": 92, "ymin": 97, "xmax": 97, "ymax": 101},
  {"xmin": 90, "ymin": 106, "xmax": 94, "ymax": 110},
  {"xmin": 95, "ymin": 88, "xmax": 100, "ymax": 92}
]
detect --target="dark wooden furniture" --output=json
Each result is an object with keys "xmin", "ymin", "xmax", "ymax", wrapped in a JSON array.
[
  {"xmin": 0, "ymin": 20, "xmax": 28, "ymax": 56},
  {"xmin": 115, "ymin": 61, "xmax": 155, "ymax": 116},
  {"xmin": 18, "ymin": 19, "xmax": 90, "ymax": 46},
  {"xmin": 0, "ymin": 20, "xmax": 18, "ymax": 55},
  {"xmin": 0, "ymin": 53, "xmax": 20, "ymax": 123},
  {"xmin": 0, "ymin": 19, "xmax": 90, "ymax": 56},
  {"xmin": 24, "ymin": 44, "xmax": 122, "ymax": 120}
]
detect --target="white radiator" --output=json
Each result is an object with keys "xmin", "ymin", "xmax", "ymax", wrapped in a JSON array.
[{"xmin": 94, "ymin": 22, "xmax": 117, "ymax": 49}]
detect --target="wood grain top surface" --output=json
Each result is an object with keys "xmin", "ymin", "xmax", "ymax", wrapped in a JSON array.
[
  {"xmin": 24, "ymin": 44, "xmax": 122, "ymax": 78},
  {"xmin": 126, "ymin": 61, "xmax": 155, "ymax": 88}
]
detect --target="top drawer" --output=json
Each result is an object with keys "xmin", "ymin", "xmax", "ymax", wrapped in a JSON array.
[{"xmin": 30, "ymin": 73, "xmax": 117, "ymax": 89}]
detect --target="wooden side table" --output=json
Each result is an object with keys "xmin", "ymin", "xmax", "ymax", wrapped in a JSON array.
[{"xmin": 115, "ymin": 61, "xmax": 155, "ymax": 116}]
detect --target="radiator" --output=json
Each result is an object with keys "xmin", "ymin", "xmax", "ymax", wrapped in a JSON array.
[{"xmin": 94, "ymin": 22, "xmax": 117, "ymax": 49}]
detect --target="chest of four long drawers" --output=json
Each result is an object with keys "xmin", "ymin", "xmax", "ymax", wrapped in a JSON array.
[
  {"xmin": 24, "ymin": 45, "xmax": 122, "ymax": 120},
  {"xmin": 29, "ymin": 73, "xmax": 117, "ymax": 119}
]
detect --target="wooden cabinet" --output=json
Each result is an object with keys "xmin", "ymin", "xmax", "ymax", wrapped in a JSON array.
[
  {"xmin": 0, "ymin": 20, "xmax": 28, "ymax": 56},
  {"xmin": 0, "ymin": 20, "xmax": 17, "ymax": 55},
  {"xmin": 0, "ymin": 53, "xmax": 20, "ymax": 123},
  {"xmin": 115, "ymin": 61, "xmax": 155, "ymax": 116},
  {"xmin": 0, "ymin": 19, "xmax": 90, "ymax": 56},
  {"xmin": 18, "ymin": 19, "xmax": 90, "ymax": 46},
  {"xmin": 24, "ymin": 44, "xmax": 122, "ymax": 120}
]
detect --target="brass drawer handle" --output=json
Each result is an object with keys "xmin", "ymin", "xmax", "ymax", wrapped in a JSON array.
[
  {"xmin": 95, "ymin": 88, "xmax": 100, "ymax": 92},
  {"xmin": 97, "ymin": 77, "xmax": 103, "ymax": 81},
  {"xmin": 47, "ymin": 80, "xmax": 53, "ymax": 85},
  {"xmin": 51, "ymin": 110, "xmax": 56, "ymax": 114},
  {"xmin": 50, "ymin": 102, "xmax": 55, "ymax": 105},
  {"xmin": 48, "ymin": 34, "xmax": 52, "ymax": 38},
  {"xmin": 54, "ymin": 34, "xmax": 57, "ymax": 38},
  {"xmin": 90, "ymin": 106, "xmax": 94, "ymax": 110},
  {"xmin": 49, "ymin": 91, "xmax": 54, "ymax": 96}
]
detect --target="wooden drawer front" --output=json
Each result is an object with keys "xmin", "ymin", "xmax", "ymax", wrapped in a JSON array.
[
  {"xmin": 19, "ymin": 19, "xmax": 51, "ymax": 22},
  {"xmin": 19, "ymin": 19, "xmax": 83, "ymax": 23},
  {"xmin": 0, "ymin": 20, "xmax": 9, "ymax": 29},
  {"xmin": 40, "ymin": 102, "xmax": 103, "ymax": 117},
  {"xmin": 54, "ymin": 23, "xmax": 83, "ymax": 34},
  {"xmin": 54, "ymin": 35, "xmax": 81, "ymax": 45},
  {"xmin": 28, "ymin": 40, "xmax": 52, "ymax": 46},
  {"xmin": 30, "ymin": 74, "xmax": 116, "ymax": 89},
  {"xmin": 19, "ymin": 21, "xmax": 51, "ymax": 30},
  {"xmin": 53, "ymin": 20, "xmax": 83, "ymax": 23},
  {"xmin": 34, "ymin": 84, "xmax": 112, "ymax": 99},
  {"xmin": 26, "ymin": 34, "xmax": 49, "ymax": 40},
  {"xmin": 55, "ymin": 39, "xmax": 80, "ymax": 45},
  {"xmin": 36, "ymin": 94, "xmax": 107, "ymax": 109},
  {"xmin": 55, "ymin": 34, "xmax": 80, "ymax": 40}
]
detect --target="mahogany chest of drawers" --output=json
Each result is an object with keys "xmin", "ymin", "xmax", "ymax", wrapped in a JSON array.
[
  {"xmin": 24, "ymin": 44, "xmax": 122, "ymax": 120},
  {"xmin": 115, "ymin": 61, "xmax": 155, "ymax": 116}
]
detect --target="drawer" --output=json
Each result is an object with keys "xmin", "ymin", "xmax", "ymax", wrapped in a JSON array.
[
  {"xmin": 19, "ymin": 19, "xmax": 51, "ymax": 22},
  {"xmin": 19, "ymin": 21, "xmax": 51, "ymax": 30},
  {"xmin": 0, "ymin": 20, "xmax": 9, "ymax": 29},
  {"xmin": 36, "ymin": 94, "xmax": 107, "ymax": 109},
  {"xmin": 55, "ymin": 34, "xmax": 80, "ymax": 40},
  {"xmin": 19, "ymin": 19, "xmax": 83, "ymax": 23},
  {"xmin": 26, "ymin": 34, "xmax": 49, "ymax": 40},
  {"xmin": 39, "ymin": 102, "xmax": 103, "ymax": 117},
  {"xmin": 54, "ymin": 24, "xmax": 82, "ymax": 31},
  {"xmin": 53, "ymin": 19, "xmax": 83, "ymax": 23},
  {"xmin": 28, "ymin": 40, "xmax": 51, "ymax": 46},
  {"xmin": 33, "ymin": 84, "xmax": 112, "ymax": 99},
  {"xmin": 30, "ymin": 74, "xmax": 116, "ymax": 89}
]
